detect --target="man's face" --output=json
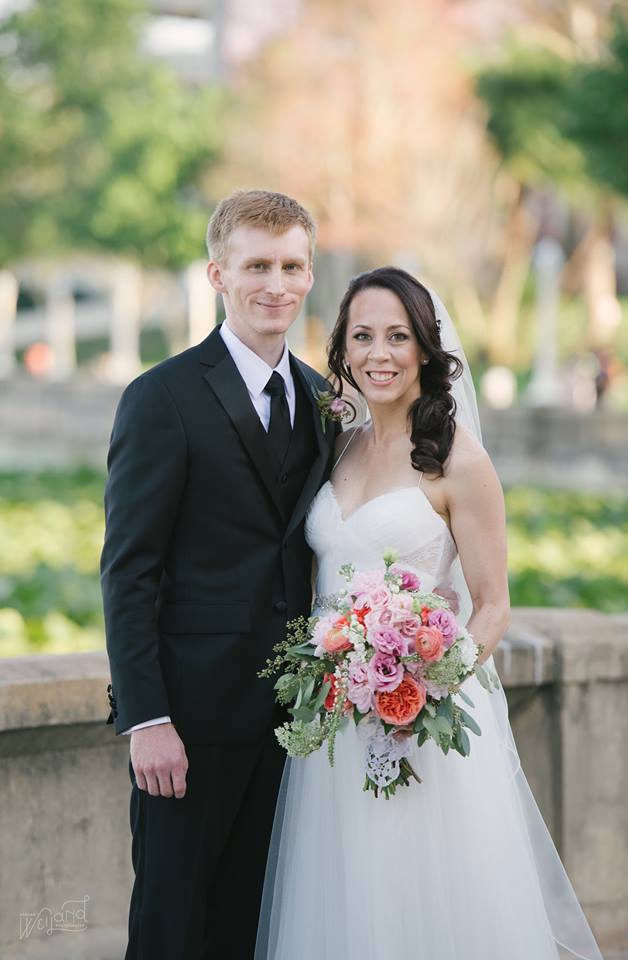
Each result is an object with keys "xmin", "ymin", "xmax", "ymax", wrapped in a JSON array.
[{"xmin": 208, "ymin": 224, "xmax": 313, "ymax": 343}]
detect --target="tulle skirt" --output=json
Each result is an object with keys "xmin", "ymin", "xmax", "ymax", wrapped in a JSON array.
[{"xmin": 255, "ymin": 663, "xmax": 604, "ymax": 960}]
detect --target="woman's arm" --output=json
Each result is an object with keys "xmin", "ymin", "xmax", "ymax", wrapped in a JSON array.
[{"xmin": 446, "ymin": 436, "xmax": 510, "ymax": 664}]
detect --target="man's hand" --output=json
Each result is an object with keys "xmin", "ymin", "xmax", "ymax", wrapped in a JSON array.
[{"xmin": 130, "ymin": 723, "xmax": 188, "ymax": 799}]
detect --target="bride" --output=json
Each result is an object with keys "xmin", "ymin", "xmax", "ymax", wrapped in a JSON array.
[{"xmin": 255, "ymin": 267, "xmax": 603, "ymax": 960}]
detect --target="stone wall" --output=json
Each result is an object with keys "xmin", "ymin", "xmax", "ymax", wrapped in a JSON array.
[
  {"xmin": 0, "ymin": 609, "xmax": 627, "ymax": 959},
  {"xmin": 1, "ymin": 376, "xmax": 627, "ymax": 489}
]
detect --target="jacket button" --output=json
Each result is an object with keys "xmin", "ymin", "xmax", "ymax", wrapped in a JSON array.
[
  {"xmin": 273, "ymin": 600, "xmax": 288, "ymax": 614},
  {"xmin": 280, "ymin": 474, "xmax": 288, "ymax": 484}
]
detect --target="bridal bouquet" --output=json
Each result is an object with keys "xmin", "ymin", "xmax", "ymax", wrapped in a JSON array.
[{"xmin": 259, "ymin": 550, "xmax": 499, "ymax": 798}]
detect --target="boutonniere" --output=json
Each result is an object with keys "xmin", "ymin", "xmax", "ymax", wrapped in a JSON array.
[{"xmin": 312, "ymin": 388, "xmax": 352, "ymax": 432}]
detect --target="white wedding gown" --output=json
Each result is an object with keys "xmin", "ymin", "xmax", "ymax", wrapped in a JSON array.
[{"xmin": 255, "ymin": 480, "xmax": 604, "ymax": 960}]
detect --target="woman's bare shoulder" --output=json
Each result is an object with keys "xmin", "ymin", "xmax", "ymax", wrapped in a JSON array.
[{"xmin": 447, "ymin": 424, "xmax": 497, "ymax": 485}]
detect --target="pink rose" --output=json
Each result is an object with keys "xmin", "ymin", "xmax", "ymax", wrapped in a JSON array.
[
  {"xmin": 348, "ymin": 660, "xmax": 369, "ymax": 684},
  {"xmin": 414, "ymin": 625, "xmax": 445, "ymax": 663},
  {"xmin": 427, "ymin": 608, "xmax": 458, "ymax": 649},
  {"xmin": 350, "ymin": 571, "xmax": 391, "ymax": 610},
  {"xmin": 347, "ymin": 680, "xmax": 374, "ymax": 714},
  {"xmin": 396, "ymin": 615, "xmax": 423, "ymax": 641},
  {"xmin": 389, "ymin": 593, "xmax": 413, "ymax": 617},
  {"xmin": 330, "ymin": 397, "xmax": 346, "ymax": 415},
  {"xmin": 367, "ymin": 651, "xmax": 404, "ymax": 692},
  {"xmin": 370, "ymin": 626, "xmax": 407, "ymax": 657},
  {"xmin": 365, "ymin": 607, "xmax": 395, "ymax": 632},
  {"xmin": 392, "ymin": 567, "xmax": 422, "ymax": 592}
]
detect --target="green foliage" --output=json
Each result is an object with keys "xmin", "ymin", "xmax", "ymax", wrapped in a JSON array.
[
  {"xmin": 0, "ymin": 471, "xmax": 626, "ymax": 658},
  {"xmin": 505, "ymin": 487, "xmax": 628, "ymax": 612},
  {"xmin": 0, "ymin": 0, "xmax": 224, "ymax": 267},
  {"xmin": 562, "ymin": 14, "xmax": 628, "ymax": 198},
  {"xmin": 476, "ymin": 15, "xmax": 628, "ymax": 204},
  {"xmin": 275, "ymin": 718, "xmax": 327, "ymax": 758},
  {"xmin": 0, "ymin": 467, "xmax": 104, "ymax": 655},
  {"xmin": 475, "ymin": 41, "xmax": 585, "ymax": 191}
]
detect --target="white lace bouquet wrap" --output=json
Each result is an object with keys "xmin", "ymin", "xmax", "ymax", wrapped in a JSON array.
[{"xmin": 259, "ymin": 550, "xmax": 499, "ymax": 798}]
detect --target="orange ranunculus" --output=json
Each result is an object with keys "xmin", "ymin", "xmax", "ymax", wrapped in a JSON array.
[
  {"xmin": 322, "ymin": 617, "xmax": 353, "ymax": 653},
  {"xmin": 414, "ymin": 625, "xmax": 445, "ymax": 662},
  {"xmin": 375, "ymin": 675, "xmax": 426, "ymax": 726}
]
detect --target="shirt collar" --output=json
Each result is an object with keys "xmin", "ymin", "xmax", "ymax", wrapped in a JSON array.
[{"xmin": 220, "ymin": 320, "xmax": 294, "ymax": 401}]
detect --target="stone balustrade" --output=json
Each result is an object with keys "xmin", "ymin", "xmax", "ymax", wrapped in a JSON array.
[{"xmin": 0, "ymin": 607, "xmax": 627, "ymax": 959}]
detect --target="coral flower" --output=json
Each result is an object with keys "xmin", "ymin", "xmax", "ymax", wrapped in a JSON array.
[
  {"xmin": 375, "ymin": 675, "xmax": 426, "ymax": 725},
  {"xmin": 414, "ymin": 626, "xmax": 445, "ymax": 663},
  {"xmin": 322, "ymin": 617, "xmax": 353, "ymax": 653}
]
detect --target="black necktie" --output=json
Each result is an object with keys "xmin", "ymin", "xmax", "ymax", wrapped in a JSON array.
[{"xmin": 265, "ymin": 372, "xmax": 292, "ymax": 466}]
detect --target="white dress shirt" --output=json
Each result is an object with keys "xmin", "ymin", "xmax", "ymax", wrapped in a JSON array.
[{"xmin": 123, "ymin": 320, "xmax": 294, "ymax": 735}]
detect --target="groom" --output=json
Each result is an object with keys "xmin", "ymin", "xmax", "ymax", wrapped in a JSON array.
[{"xmin": 101, "ymin": 190, "xmax": 338, "ymax": 959}]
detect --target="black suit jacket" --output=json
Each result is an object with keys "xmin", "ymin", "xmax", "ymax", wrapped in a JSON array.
[{"xmin": 100, "ymin": 326, "xmax": 338, "ymax": 745}]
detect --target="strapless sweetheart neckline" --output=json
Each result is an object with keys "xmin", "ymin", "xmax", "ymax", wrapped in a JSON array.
[{"xmin": 324, "ymin": 480, "xmax": 455, "ymax": 545}]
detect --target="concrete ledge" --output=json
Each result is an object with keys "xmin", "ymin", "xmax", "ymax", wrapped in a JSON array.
[
  {"xmin": 0, "ymin": 651, "xmax": 111, "ymax": 731},
  {"xmin": 1, "ymin": 610, "xmax": 627, "ymax": 956},
  {"xmin": 496, "ymin": 608, "xmax": 628, "ymax": 685}
]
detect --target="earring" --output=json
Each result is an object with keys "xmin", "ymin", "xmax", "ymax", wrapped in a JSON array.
[{"xmin": 421, "ymin": 358, "xmax": 429, "ymax": 365}]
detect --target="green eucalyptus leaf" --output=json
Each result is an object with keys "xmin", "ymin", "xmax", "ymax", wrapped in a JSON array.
[
  {"xmin": 311, "ymin": 680, "xmax": 331, "ymax": 714},
  {"xmin": 436, "ymin": 695, "xmax": 453, "ymax": 721},
  {"xmin": 288, "ymin": 642, "xmax": 318, "ymax": 659},
  {"xmin": 434, "ymin": 716, "xmax": 453, "ymax": 736},
  {"xmin": 302, "ymin": 676, "xmax": 315, "ymax": 705},
  {"xmin": 291, "ymin": 705, "xmax": 316, "ymax": 723},
  {"xmin": 413, "ymin": 712, "xmax": 426, "ymax": 733},
  {"xmin": 457, "ymin": 688, "xmax": 475, "ymax": 708},
  {"xmin": 422, "ymin": 717, "xmax": 439, "ymax": 739},
  {"xmin": 459, "ymin": 708, "xmax": 482, "ymax": 737},
  {"xmin": 475, "ymin": 665, "xmax": 492, "ymax": 691},
  {"xmin": 416, "ymin": 728, "xmax": 429, "ymax": 747}
]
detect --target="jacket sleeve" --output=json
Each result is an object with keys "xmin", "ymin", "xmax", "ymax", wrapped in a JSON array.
[{"xmin": 100, "ymin": 373, "xmax": 187, "ymax": 733}]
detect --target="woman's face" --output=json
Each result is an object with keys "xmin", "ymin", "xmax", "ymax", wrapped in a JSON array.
[{"xmin": 344, "ymin": 287, "xmax": 425, "ymax": 406}]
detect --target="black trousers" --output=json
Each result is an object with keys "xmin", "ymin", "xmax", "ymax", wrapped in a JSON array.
[{"xmin": 124, "ymin": 730, "xmax": 285, "ymax": 960}]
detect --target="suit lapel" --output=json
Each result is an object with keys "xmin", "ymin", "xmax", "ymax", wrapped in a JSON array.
[
  {"xmin": 199, "ymin": 328, "xmax": 286, "ymax": 520},
  {"xmin": 285, "ymin": 357, "xmax": 335, "ymax": 538}
]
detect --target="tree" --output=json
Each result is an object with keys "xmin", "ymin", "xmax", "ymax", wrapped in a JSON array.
[
  {"xmin": 0, "ymin": 0, "xmax": 224, "ymax": 268},
  {"xmin": 211, "ymin": 0, "xmax": 506, "ymax": 346},
  {"xmin": 564, "ymin": 13, "xmax": 628, "ymax": 199},
  {"xmin": 476, "ymin": 8, "xmax": 627, "ymax": 353}
]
